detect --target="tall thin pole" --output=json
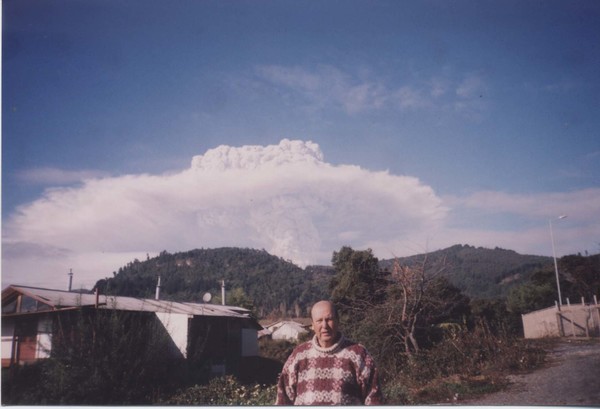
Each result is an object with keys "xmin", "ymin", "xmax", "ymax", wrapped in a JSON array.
[
  {"xmin": 68, "ymin": 269, "xmax": 73, "ymax": 292},
  {"xmin": 221, "ymin": 280, "xmax": 226, "ymax": 305},
  {"xmin": 549, "ymin": 216, "xmax": 566, "ymax": 308},
  {"xmin": 155, "ymin": 276, "xmax": 161, "ymax": 300}
]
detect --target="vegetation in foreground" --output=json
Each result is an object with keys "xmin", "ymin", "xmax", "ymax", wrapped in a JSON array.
[
  {"xmin": 3, "ymin": 246, "xmax": 596, "ymax": 405},
  {"xmin": 158, "ymin": 331, "xmax": 551, "ymax": 405}
]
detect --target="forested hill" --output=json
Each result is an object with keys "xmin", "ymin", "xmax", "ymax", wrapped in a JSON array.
[
  {"xmin": 93, "ymin": 248, "xmax": 331, "ymax": 318},
  {"xmin": 93, "ymin": 245, "xmax": 554, "ymax": 318},
  {"xmin": 380, "ymin": 244, "xmax": 553, "ymax": 299}
]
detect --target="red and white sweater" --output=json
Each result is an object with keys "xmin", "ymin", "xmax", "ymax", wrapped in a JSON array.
[{"xmin": 276, "ymin": 335, "xmax": 383, "ymax": 405}]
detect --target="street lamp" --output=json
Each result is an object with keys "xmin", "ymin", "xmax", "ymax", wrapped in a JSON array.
[{"xmin": 549, "ymin": 215, "xmax": 567, "ymax": 308}]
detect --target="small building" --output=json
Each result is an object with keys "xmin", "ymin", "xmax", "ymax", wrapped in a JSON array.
[
  {"xmin": 1, "ymin": 284, "xmax": 260, "ymax": 377},
  {"xmin": 262, "ymin": 319, "xmax": 311, "ymax": 342}
]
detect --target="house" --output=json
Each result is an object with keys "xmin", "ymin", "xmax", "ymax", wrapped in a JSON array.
[
  {"xmin": 262, "ymin": 319, "xmax": 312, "ymax": 342},
  {"xmin": 1, "ymin": 284, "xmax": 261, "ymax": 377}
]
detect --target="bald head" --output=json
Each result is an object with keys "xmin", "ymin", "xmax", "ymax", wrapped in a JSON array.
[
  {"xmin": 311, "ymin": 300, "xmax": 338, "ymax": 320},
  {"xmin": 311, "ymin": 300, "xmax": 340, "ymax": 348}
]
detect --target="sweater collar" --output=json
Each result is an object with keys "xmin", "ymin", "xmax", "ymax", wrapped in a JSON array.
[{"xmin": 312, "ymin": 333, "xmax": 344, "ymax": 353}]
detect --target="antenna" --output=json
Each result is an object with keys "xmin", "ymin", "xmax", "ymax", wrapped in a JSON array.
[
  {"xmin": 68, "ymin": 269, "xmax": 73, "ymax": 292},
  {"xmin": 202, "ymin": 292, "xmax": 212, "ymax": 303}
]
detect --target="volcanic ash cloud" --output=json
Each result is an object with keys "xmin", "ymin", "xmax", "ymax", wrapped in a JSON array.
[{"xmin": 4, "ymin": 139, "xmax": 447, "ymax": 285}]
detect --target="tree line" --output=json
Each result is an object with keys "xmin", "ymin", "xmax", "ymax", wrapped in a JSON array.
[{"xmin": 3, "ymin": 245, "xmax": 598, "ymax": 405}]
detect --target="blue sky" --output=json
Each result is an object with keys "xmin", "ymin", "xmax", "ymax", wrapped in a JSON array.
[{"xmin": 3, "ymin": 0, "xmax": 600, "ymax": 289}]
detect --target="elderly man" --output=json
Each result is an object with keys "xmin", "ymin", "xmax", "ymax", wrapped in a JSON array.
[{"xmin": 275, "ymin": 300, "xmax": 383, "ymax": 405}]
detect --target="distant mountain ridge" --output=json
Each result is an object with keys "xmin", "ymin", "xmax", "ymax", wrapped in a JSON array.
[
  {"xmin": 94, "ymin": 245, "xmax": 553, "ymax": 318},
  {"xmin": 380, "ymin": 244, "xmax": 553, "ymax": 299}
]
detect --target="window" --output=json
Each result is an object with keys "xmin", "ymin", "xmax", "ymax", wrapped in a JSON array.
[
  {"xmin": 2, "ymin": 295, "xmax": 52, "ymax": 314},
  {"xmin": 2, "ymin": 298, "xmax": 17, "ymax": 314},
  {"xmin": 20, "ymin": 296, "xmax": 38, "ymax": 313}
]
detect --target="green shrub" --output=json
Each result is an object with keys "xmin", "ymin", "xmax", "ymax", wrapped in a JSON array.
[
  {"xmin": 163, "ymin": 375, "xmax": 277, "ymax": 405},
  {"xmin": 380, "ymin": 322, "xmax": 548, "ymax": 404},
  {"xmin": 381, "ymin": 377, "xmax": 411, "ymax": 405},
  {"xmin": 258, "ymin": 337, "xmax": 298, "ymax": 363},
  {"xmin": 2, "ymin": 309, "xmax": 185, "ymax": 405}
]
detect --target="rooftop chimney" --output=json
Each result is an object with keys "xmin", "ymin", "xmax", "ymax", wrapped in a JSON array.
[
  {"xmin": 155, "ymin": 276, "xmax": 161, "ymax": 300},
  {"xmin": 221, "ymin": 280, "xmax": 225, "ymax": 305},
  {"xmin": 68, "ymin": 269, "xmax": 73, "ymax": 292}
]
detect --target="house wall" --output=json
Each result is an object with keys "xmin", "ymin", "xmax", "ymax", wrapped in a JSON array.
[
  {"xmin": 155, "ymin": 312, "xmax": 189, "ymax": 358},
  {"xmin": 272, "ymin": 324, "xmax": 307, "ymax": 341},
  {"xmin": 36, "ymin": 316, "xmax": 52, "ymax": 359},
  {"xmin": 241, "ymin": 328, "xmax": 258, "ymax": 356},
  {"xmin": 1, "ymin": 320, "xmax": 15, "ymax": 367},
  {"xmin": 187, "ymin": 316, "xmax": 258, "ymax": 377},
  {"xmin": 1, "ymin": 315, "xmax": 53, "ymax": 367}
]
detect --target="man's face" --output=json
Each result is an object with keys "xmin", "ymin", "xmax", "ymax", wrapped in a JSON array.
[{"xmin": 311, "ymin": 302, "xmax": 340, "ymax": 348}]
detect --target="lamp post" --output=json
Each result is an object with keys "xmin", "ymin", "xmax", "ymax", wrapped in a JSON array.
[{"xmin": 549, "ymin": 215, "xmax": 567, "ymax": 308}]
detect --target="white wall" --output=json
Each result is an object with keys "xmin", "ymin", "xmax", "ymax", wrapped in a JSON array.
[
  {"xmin": 1, "ymin": 320, "xmax": 15, "ymax": 362},
  {"xmin": 36, "ymin": 316, "xmax": 52, "ymax": 358},
  {"xmin": 522, "ymin": 303, "xmax": 600, "ymax": 338},
  {"xmin": 155, "ymin": 312, "xmax": 189, "ymax": 358}
]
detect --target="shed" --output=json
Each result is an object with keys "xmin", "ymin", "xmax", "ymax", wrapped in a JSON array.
[{"xmin": 1, "ymin": 284, "xmax": 260, "ymax": 376}]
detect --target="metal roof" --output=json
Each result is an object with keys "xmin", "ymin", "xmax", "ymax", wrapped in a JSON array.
[{"xmin": 3, "ymin": 285, "xmax": 252, "ymax": 319}]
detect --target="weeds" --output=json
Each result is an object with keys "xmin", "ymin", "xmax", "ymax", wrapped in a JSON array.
[
  {"xmin": 162, "ymin": 375, "xmax": 277, "ymax": 405},
  {"xmin": 381, "ymin": 321, "xmax": 549, "ymax": 404}
]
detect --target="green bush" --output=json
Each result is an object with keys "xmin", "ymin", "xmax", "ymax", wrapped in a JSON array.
[
  {"xmin": 258, "ymin": 337, "xmax": 298, "ymax": 363},
  {"xmin": 2, "ymin": 309, "xmax": 185, "ymax": 405},
  {"xmin": 163, "ymin": 375, "xmax": 277, "ymax": 405},
  {"xmin": 381, "ymin": 377, "xmax": 411, "ymax": 405},
  {"xmin": 380, "ymin": 322, "xmax": 548, "ymax": 404}
]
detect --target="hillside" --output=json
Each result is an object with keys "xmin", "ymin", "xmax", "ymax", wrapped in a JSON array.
[
  {"xmin": 380, "ymin": 244, "xmax": 553, "ymax": 299},
  {"xmin": 93, "ymin": 245, "xmax": 554, "ymax": 319},
  {"xmin": 93, "ymin": 248, "xmax": 330, "ymax": 317}
]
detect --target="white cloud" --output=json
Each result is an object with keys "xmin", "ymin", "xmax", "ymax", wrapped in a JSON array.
[
  {"xmin": 456, "ymin": 74, "xmax": 486, "ymax": 99},
  {"xmin": 429, "ymin": 77, "xmax": 449, "ymax": 98},
  {"xmin": 543, "ymin": 79, "xmax": 580, "ymax": 93},
  {"xmin": 16, "ymin": 167, "xmax": 111, "ymax": 185},
  {"xmin": 440, "ymin": 189, "xmax": 600, "ymax": 257},
  {"xmin": 3, "ymin": 139, "xmax": 448, "ymax": 289},
  {"xmin": 5, "ymin": 140, "xmax": 596, "ymax": 291},
  {"xmin": 392, "ymin": 86, "xmax": 431, "ymax": 110},
  {"xmin": 452, "ymin": 73, "xmax": 489, "ymax": 120},
  {"xmin": 446, "ymin": 189, "xmax": 600, "ymax": 221},
  {"xmin": 254, "ymin": 64, "xmax": 490, "ymax": 119},
  {"xmin": 255, "ymin": 65, "xmax": 388, "ymax": 114}
]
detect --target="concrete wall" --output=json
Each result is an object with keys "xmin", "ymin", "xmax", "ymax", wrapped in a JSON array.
[
  {"xmin": 522, "ymin": 300, "xmax": 600, "ymax": 339},
  {"xmin": 522, "ymin": 305, "xmax": 561, "ymax": 338}
]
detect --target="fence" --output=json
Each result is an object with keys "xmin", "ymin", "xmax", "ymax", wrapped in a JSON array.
[{"xmin": 522, "ymin": 296, "xmax": 600, "ymax": 339}]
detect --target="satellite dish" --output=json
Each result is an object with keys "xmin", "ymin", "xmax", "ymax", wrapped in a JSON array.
[{"xmin": 202, "ymin": 292, "xmax": 212, "ymax": 303}]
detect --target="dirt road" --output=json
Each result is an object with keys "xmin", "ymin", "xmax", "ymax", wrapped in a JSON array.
[{"xmin": 467, "ymin": 338, "xmax": 600, "ymax": 406}]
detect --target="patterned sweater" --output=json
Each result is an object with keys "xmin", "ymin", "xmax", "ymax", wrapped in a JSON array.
[{"xmin": 275, "ymin": 335, "xmax": 383, "ymax": 405}]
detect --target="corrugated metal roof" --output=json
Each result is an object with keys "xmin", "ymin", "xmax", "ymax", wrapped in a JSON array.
[{"xmin": 4, "ymin": 285, "xmax": 252, "ymax": 319}]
